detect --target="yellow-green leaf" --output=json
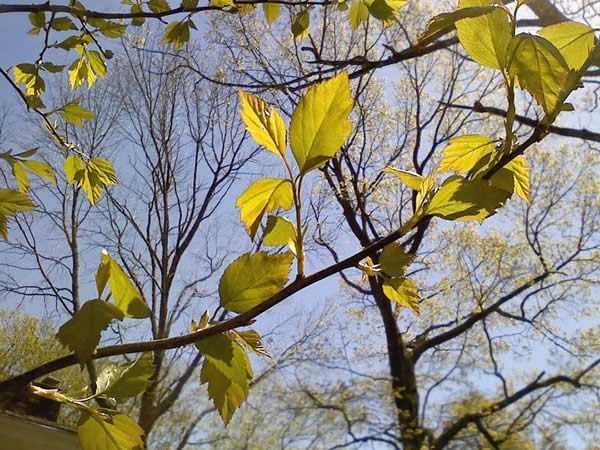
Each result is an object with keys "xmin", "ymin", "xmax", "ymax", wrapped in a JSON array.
[
  {"xmin": 28, "ymin": 11, "xmax": 46, "ymax": 28},
  {"xmin": 0, "ymin": 188, "xmax": 36, "ymax": 238},
  {"xmin": 455, "ymin": 0, "xmax": 512, "ymax": 70},
  {"xmin": 289, "ymin": 72, "xmax": 353, "ymax": 174},
  {"xmin": 239, "ymin": 90, "xmax": 287, "ymax": 157},
  {"xmin": 24, "ymin": 160, "xmax": 56, "ymax": 184},
  {"xmin": 379, "ymin": 243, "xmax": 413, "ymax": 277},
  {"xmin": 182, "ymin": 0, "xmax": 199, "ymax": 9},
  {"xmin": 100, "ymin": 251, "xmax": 150, "ymax": 318},
  {"xmin": 12, "ymin": 162, "xmax": 30, "ymax": 193},
  {"xmin": 64, "ymin": 155, "xmax": 118, "ymax": 205},
  {"xmin": 291, "ymin": 10, "xmax": 310, "ymax": 41},
  {"xmin": 263, "ymin": 3, "xmax": 280, "ymax": 25},
  {"xmin": 419, "ymin": 5, "xmax": 499, "ymax": 43},
  {"xmin": 348, "ymin": 0, "xmax": 369, "ymax": 30},
  {"xmin": 383, "ymin": 167, "xmax": 424, "ymax": 191},
  {"xmin": 426, "ymin": 175, "xmax": 510, "ymax": 222},
  {"xmin": 60, "ymin": 99, "xmax": 95, "ymax": 127},
  {"xmin": 78, "ymin": 413, "xmax": 144, "ymax": 450},
  {"xmin": 196, "ymin": 333, "xmax": 253, "ymax": 425},
  {"xmin": 219, "ymin": 251, "xmax": 293, "ymax": 313},
  {"xmin": 364, "ymin": 0, "xmax": 407, "ymax": 26},
  {"xmin": 538, "ymin": 21, "xmax": 594, "ymax": 70},
  {"xmin": 236, "ymin": 178, "xmax": 293, "ymax": 239},
  {"xmin": 56, "ymin": 299, "xmax": 124, "ymax": 364},
  {"xmin": 490, "ymin": 156, "xmax": 530, "ymax": 202},
  {"xmin": 162, "ymin": 21, "xmax": 190, "ymax": 49},
  {"xmin": 382, "ymin": 278, "xmax": 419, "ymax": 315},
  {"xmin": 14, "ymin": 64, "xmax": 45, "ymax": 96},
  {"xmin": 507, "ymin": 34, "xmax": 570, "ymax": 114},
  {"xmin": 147, "ymin": 0, "xmax": 170, "ymax": 13},
  {"xmin": 231, "ymin": 329, "xmax": 271, "ymax": 358},
  {"xmin": 50, "ymin": 16, "xmax": 77, "ymax": 31},
  {"xmin": 438, "ymin": 134, "xmax": 496, "ymax": 173},
  {"xmin": 263, "ymin": 215, "xmax": 296, "ymax": 246},
  {"xmin": 101, "ymin": 353, "xmax": 155, "ymax": 401}
]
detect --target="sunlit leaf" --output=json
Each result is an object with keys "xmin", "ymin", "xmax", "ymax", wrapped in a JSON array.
[
  {"xmin": 0, "ymin": 189, "xmax": 35, "ymax": 239},
  {"xmin": 419, "ymin": 5, "xmax": 498, "ymax": 42},
  {"xmin": 507, "ymin": 34, "xmax": 570, "ymax": 114},
  {"xmin": 383, "ymin": 167, "xmax": 424, "ymax": 191},
  {"xmin": 60, "ymin": 99, "xmax": 95, "ymax": 127},
  {"xmin": 263, "ymin": 215, "xmax": 296, "ymax": 246},
  {"xmin": 289, "ymin": 72, "xmax": 353, "ymax": 174},
  {"xmin": 147, "ymin": 0, "xmax": 170, "ymax": 13},
  {"xmin": 64, "ymin": 155, "xmax": 118, "ymax": 205},
  {"xmin": 379, "ymin": 243, "xmax": 413, "ymax": 277},
  {"xmin": 28, "ymin": 11, "xmax": 46, "ymax": 28},
  {"xmin": 236, "ymin": 178, "xmax": 293, "ymax": 239},
  {"xmin": 14, "ymin": 64, "xmax": 45, "ymax": 96},
  {"xmin": 455, "ymin": 0, "xmax": 512, "ymax": 70},
  {"xmin": 364, "ymin": 0, "xmax": 407, "ymax": 26},
  {"xmin": 382, "ymin": 278, "xmax": 419, "ymax": 315},
  {"xmin": 426, "ymin": 175, "xmax": 510, "ymax": 222},
  {"xmin": 100, "ymin": 353, "xmax": 155, "ymax": 402},
  {"xmin": 348, "ymin": 0, "xmax": 369, "ymax": 30},
  {"xmin": 438, "ymin": 134, "xmax": 496, "ymax": 173},
  {"xmin": 56, "ymin": 299, "xmax": 124, "ymax": 364},
  {"xmin": 263, "ymin": 3, "xmax": 280, "ymax": 25},
  {"xmin": 50, "ymin": 17, "xmax": 77, "ymax": 31},
  {"xmin": 100, "ymin": 251, "xmax": 150, "ymax": 319},
  {"xmin": 231, "ymin": 329, "xmax": 271, "ymax": 358},
  {"xmin": 162, "ymin": 20, "xmax": 190, "ymax": 49},
  {"xmin": 239, "ymin": 90, "xmax": 287, "ymax": 157},
  {"xmin": 219, "ymin": 251, "xmax": 294, "ymax": 313},
  {"xmin": 291, "ymin": 10, "xmax": 310, "ymax": 41},
  {"xmin": 490, "ymin": 156, "xmax": 530, "ymax": 202},
  {"xmin": 196, "ymin": 333, "xmax": 253, "ymax": 425},
  {"xmin": 538, "ymin": 21, "xmax": 594, "ymax": 70},
  {"xmin": 77, "ymin": 413, "xmax": 144, "ymax": 450}
]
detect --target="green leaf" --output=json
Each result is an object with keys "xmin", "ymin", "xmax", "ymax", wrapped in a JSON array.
[
  {"xmin": 12, "ymin": 162, "xmax": 30, "ymax": 193},
  {"xmin": 40, "ymin": 62, "xmax": 66, "ymax": 73},
  {"xmin": 291, "ymin": 10, "xmax": 310, "ymax": 41},
  {"xmin": 239, "ymin": 90, "xmax": 287, "ymax": 157},
  {"xmin": 0, "ymin": 189, "xmax": 35, "ymax": 239},
  {"xmin": 382, "ymin": 278, "xmax": 419, "ymax": 315},
  {"xmin": 236, "ymin": 178, "xmax": 293, "ymax": 239},
  {"xmin": 24, "ymin": 160, "xmax": 56, "ymax": 184},
  {"xmin": 538, "ymin": 21, "xmax": 594, "ymax": 70},
  {"xmin": 50, "ymin": 16, "xmax": 77, "ymax": 31},
  {"xmin": 438, "ymin": 134, "xmax": 496, "ymax": 173},
  {"xmin": 507, "ymin": 34, "xmax": 570, "ymax": 114},
  {"xmin": 101, "ymin": 353, "xmax": 155, "ymax": 401},
  {"xmin": 383, "ymin": 167, "xmax": 424, "ymax": 191},
  {"xmin": 88, "ymin": 18, "xmax": 128, "ymax": 38},
  {"xmin": 56, "ymin": 299, "xmax": 124, "ymax": 365},
  {"xmin": 64, "ymin": 155, "xmax": 118, "ymax": 205},
  {"xmin": 289, "ymin": 72, "xmax": 353, "ymax": 174},
  {"xmin": 100, "ymin": 251, "xmax": 151, "ymax": 319},
  {"xmin": 426, "ymin": 175, "xmax": 510, "ymax": 222},
  {"xmin": 231, "ymin": 330, "xmax": 271, "ymax": 358},
  {"xmin": 263, "ymin": 215, "xmax": 296, "ymax": 246},
  {"xmin": 419, "ymin": 5, "xmax": 499, "ymax": 42},
  {"xmin": 182, "ymin": 0, "xmax": 200, "ymax": 9},
  {"xmin": 197, "ymin": 333, "xmax": 253, "ymax": 425},
  {"xmin": 162, "ymin": 21, "xmax": 190, "ymax": 49},
  {"xmin": 263, "ymin": 3, "xmax": 280, "ymax": 26},
  {"xmin": 60, "ymin": 99, "xmax": 95, "ymax": 127},
  {"xmin": 219, "ymin": 251, "xmax": 293, "ymax": 313},
  {"xmin": 364, "ymin": 0, "xmax": 407, "ymax": 26},
  {"xmin": 147, "ymin": 0, "xmax": 170, "ymax": 13},
  {"xmin": 379, "ymin": 243, "xmax": 413, "ymax": 277},
  {"xmin": 348, "ymin": 0, "xmax": 369, "ymax": 30},
  {"xmin": 130, "ymin": 4, "xmax": 145, "ymax": 26},
  {"xmin": 490, "ymin": 156, "xmax": 530, "ymax": 202},
  {"xmin": 29, "ymin": 11, "xmax": 46, "ymax": 28},
  {"xmin": 14, "ymin": 64, "xmax": 45, "ymax": 96},
  {"xmin": 455, "ymin": 0, "xmax": 512, "ymax": 70},
  {"xmin": 77, "ymin": 413, "xmax": 144, "ymax": 450}
]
